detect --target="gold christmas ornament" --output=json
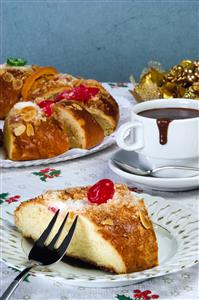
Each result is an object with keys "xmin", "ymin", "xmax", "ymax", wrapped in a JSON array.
[{"xmin": 131, "ymin": 60, "xmax": 199, "ymax": 102}]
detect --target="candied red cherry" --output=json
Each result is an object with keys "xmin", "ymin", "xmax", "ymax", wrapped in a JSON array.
[
  {"xmin": 72, "ymin": 85, "xmax": 99, "ymax": 101},
  {"xmin": 54, "ymin": 85, "xmax": 99, "ymax": 103},
  {"xmin": 38, "ymin": 99, "xmax": 53, "ymax": 108},
  {"xmin": 54, "ymin": 90, "xmax": 72, "ymax": 102},
  {"xmin": 38, "ymin": 100, "xmax": 54, "ymax": 117},
  {"xmin": 87, "ymin": 179, "xmax": 115, "ymax": 205},
  {"xmin": 42, "ymin": 105, "xmax": 53, "ymax": 117}
]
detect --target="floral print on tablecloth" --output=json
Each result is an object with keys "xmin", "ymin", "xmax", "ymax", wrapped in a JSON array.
[
  {"xmin": 32, "ymin": 168, "xmax": 61, "ymax": 182},
  {"xmin": 116, "ymin": 289, "xmax": 160, "ymax": 299},
  {"xmin": 0, "ymin": 193, "xmax": 21, "ymax": 205}
]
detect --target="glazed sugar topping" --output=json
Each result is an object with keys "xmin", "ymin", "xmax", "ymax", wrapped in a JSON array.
[
  {"xmin": 12, "ymin": 101, "xmax": 46, "ymax": 123},
  {"xmin": 14, "ymin": 101, "xmax": 38, "ymax": 110},
  {"xmin": 48, "ymin": 199, "xmax": 88, "ymax": 213},
  {"xmin": 55, "ymin": 73, "xmax": 76, "ymax": 84},
  {"xmin": 0, "ymin": 63, "xmax": 32, "ymax": 70},
  {"xmin": 43, "ymin": 183, "xmax": 140, "ymax": 217}
]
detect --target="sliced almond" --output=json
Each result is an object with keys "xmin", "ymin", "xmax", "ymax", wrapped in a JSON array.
[
  {"xmin": 20, "ymin": 106, "xmax": 37, "ymax": 121},
  {"xmin": 102, "ymin": 218, "xmax": 113, "ymax": 226},
  {"xmin": 13, "ymin": 124, "xmax": 26, "ymax": 136},
  {"xmin": 2, "ymin": 72, "xmax": 14, "ymax": 82},
  {"xmin": 72, "ymin": 103, "xmax": 83, "ymax": 110},
  {"xmin": 26, "ymin": 123, "xmax": 34, "ymax": 136},
  {"xmin": 12, "ymin": 79, "xmax": 23, "ymax": 90},
  {"xmin": 139, "ymin": 210, "xmax": 151, "ymax": 229}
]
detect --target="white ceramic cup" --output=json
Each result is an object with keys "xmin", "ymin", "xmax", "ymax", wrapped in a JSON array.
[{"xmin": 116, "ymin": 99, "xmax": 199, "ymax": 172}]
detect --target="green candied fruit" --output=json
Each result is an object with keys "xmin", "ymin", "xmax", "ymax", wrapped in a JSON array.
[{"xmin": 6, "ymin": 57, "xmax": 27, "ymax": 66}]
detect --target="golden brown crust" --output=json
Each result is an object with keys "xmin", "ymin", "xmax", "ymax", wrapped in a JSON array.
[
  {"xmin": 53, "ymin": 101, "xmax": 104, "ymax": 149},
  {"xmin": 15, "ymin": 184, "xmax": 158, "ymax": 273},
  {"xmin": 4, "ymin": 105, "xmax": 69, "ymax": 160},
  {"xmin": 28, "ymin": 74, "xmax": 75, "ymax": 100},
  {"xmin": 11, "ymin": 119, "xmax": 69, "ymax": 160},
  {"xmin": 0, "ymin": 66, "xmax": 37, "ymax": 119},
  {"xmin": 84, "ymin": 200, "xmax": 158, "ymax": 273}
]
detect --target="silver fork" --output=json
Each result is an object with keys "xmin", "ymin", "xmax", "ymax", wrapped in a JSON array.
[{"xmin": 0, "ymin": 210, "xmax": 78, "ymax": 300}]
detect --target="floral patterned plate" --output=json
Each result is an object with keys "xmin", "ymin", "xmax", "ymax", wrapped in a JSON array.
[{"xmin": 1, "ymin": 193, "xmax": 198, "ymax": 287}]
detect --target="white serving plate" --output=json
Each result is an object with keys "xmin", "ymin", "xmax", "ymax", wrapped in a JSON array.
[
  {"xmin": 109, "ymin": 150, "xmax": 199, "ymax": 192},
  {"xmin": 0, "ymin": 132, "xmax": 116, "ymax": 168},
  {"xmin": 1, "ymin": 193, "xmax": 198, "ymax": 287}
]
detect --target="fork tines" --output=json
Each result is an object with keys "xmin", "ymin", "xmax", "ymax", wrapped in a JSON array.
[
  {"xmin": 29, "ymin": 210, "xmax": 78, "ymax": 263},
  {"xmin": 35, "ymin": 209, "xmax": 61, "ymax": 247}
]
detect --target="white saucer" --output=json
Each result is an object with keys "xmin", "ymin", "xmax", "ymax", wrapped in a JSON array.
[{"xmin": 109, "ymin": 150, "xmax": 199, "ymax": 191}]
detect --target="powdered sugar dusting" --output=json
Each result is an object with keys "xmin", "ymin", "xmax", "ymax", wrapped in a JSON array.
[
  {"xmin": 44, "ymin": 184, "xmax": 140, "ymax": 215},
  {"xmin": 0, "ymin": 63, "xmax": 32, "ymax": 70},
  {"xmin": 48, "ymin": 199, "xmax": 88, "ymax": 213},
  {"xmin": 14, "ymin": 101, "xmax": 46, "ymax": 121},
  {"xmin": 14, "ymin": 102, "xmax": 38, "ymax": 110}
]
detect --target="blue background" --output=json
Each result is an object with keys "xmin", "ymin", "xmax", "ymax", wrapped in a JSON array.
[{"xmin": 1, "ymin": 1, "xmax": 198, "ymax": 81}]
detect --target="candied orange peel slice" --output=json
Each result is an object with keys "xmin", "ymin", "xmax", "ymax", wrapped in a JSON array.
[{"xmin": 21, "ymin": 66, "xmax": 58, "ymax": 100}]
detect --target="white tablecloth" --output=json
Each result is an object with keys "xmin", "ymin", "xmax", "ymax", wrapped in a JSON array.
[{"xmin": 0, "ymin": 83, "xmax": 198, "ymax": 300}]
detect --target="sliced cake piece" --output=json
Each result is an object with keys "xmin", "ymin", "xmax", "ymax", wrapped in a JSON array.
[
  {"xmin": 14, "ymin": 181, "xmax": 158, "ymax": 274},
  {"xmin": 84, "ymin": 92, "xmax": 119, "ymax": 136},
  {"xmin": 3, "ymin": 102, "xmax": 69, "ymax": 160},
  {"xmin": 53, "ymin": 101, "xmax": 104, "ymax": 149},
  {"xmin": 52, "ymin": 80, "xmax": 120, "ymax": 136},
  {"xmin": 72, "ymin": 79, "xmax": 119, "ymax": 135}
]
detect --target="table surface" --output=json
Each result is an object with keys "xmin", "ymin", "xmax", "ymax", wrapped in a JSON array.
[{"xmin": 0, "ymin": 83, "xmax": 198, "ymax": 300}]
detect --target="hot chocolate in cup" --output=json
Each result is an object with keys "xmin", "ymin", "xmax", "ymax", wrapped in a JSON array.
[{"xmin": 116, "ymin": 99, "xmax": 199, "ymax": 177}]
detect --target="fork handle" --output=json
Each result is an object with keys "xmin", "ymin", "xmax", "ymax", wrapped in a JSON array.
[{"xmin": 0, "ymin": 265, "xmax": 34, "ymax": 300}]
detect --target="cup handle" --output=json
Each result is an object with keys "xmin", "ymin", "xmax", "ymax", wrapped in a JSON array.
[{"xmin": 116, "ymin": 121, "xmax": 144, "ymax": 151}]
